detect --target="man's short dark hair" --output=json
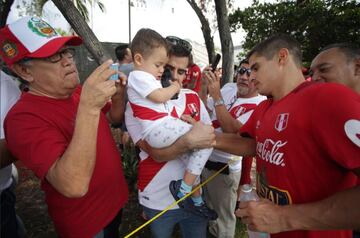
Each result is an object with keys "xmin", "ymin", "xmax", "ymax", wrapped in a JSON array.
[
  {"xmin": 168, "ymin": 44, "xmax": 191, "ymax": 59},
  {"xmin": 130, "ymin": 28, "xmax": 168, "ymax": 59},
  {"xmin": 321, "ymin": 43, "xmax": 360, "ymax": 62},
  {"xmin": 115, "ymin": 43, "xmax": 129, "ymax": 61},
  {"xmin": 247, "ymin": 34, "xmax": 302, "ymax": 67},
  {"xmin": 239, "ymin": 58, "xmax": 249, "ymax": 66}
]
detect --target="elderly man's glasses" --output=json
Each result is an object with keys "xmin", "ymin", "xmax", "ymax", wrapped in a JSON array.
[
  {"xmin": 166, "ymin": 36, "xmax": 192, "ymax": 53},
  {"xmin": 23, "ymin": 48, "xmax": 76, "ymax": 64},
  {"xmin": 45, "ymin": 48, "xmax": 76, "ymax": 63},
  {"xmin": 237, "ymin": 67, "xmax": 251, "ymax": 77}
]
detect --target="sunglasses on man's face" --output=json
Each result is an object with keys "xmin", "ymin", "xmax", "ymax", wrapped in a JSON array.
[
  {"xmin": 166, "ymin": 36, "xmax": 192, "ymax": 53},
  {"xmin": 237, "ymin": 67, "xmax": 252, "ymax": 77}
]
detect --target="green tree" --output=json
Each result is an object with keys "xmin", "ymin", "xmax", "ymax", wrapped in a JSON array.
[
  {"xmin": 52, "ymin": 0, "xmax": 111, "ymax": 64},
  {"xmin": 186, "ymin": 0, "xmax": 216, "ymax": 64},
  {"xmin": 187, "ymin": 0, "xmax": 235, "ymax": 83},
  {"xmin": 229, "ymin": 0, "xmax": 360, "ymax": 63},
  {"xmin": 16, "ymin": 0, "xmax": 105, "ymax": 22}
]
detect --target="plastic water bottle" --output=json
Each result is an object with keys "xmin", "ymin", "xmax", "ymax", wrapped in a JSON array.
[{"xmin": 239, "ymin": 184, "xmax": 270, "ymax": 238}]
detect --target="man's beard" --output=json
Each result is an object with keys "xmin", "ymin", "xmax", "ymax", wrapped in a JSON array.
[{"xmin": 237, "ymin": 85, "xmax": 250, "ymax": 96}]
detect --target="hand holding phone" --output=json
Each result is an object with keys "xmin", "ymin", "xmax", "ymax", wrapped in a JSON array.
[
  {"xmin": 161, "ymin": 68, "xmax": 172, "ymax": 88},
  {"xmin": 211, "ymin": 54, "xmax": 221, "ymax": 72},
  {"xmin": 109, "ymin": 63, "xmax": 119, "ymax": 80}
]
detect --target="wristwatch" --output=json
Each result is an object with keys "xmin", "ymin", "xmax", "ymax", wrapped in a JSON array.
[{"xmin": 213, "ymin": 98, "xmax": 225, "ymax": 107}]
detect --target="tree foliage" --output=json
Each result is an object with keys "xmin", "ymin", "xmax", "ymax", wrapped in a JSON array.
[
  {"xmin": 186, "ymin": 0, "xmax": 215, "ymax": 63},
  {"xmin": 16, "ymin": 0, "xmax": 105, "ymax": 22},
  {"xmin": 52, "ymin": 0, "xmax": 111, "ymax": 64},
  {"xmin": 229, "ymin": 0, "xmax": 360, "ymax": 63},
  {"xmin": 186, "ymin": 0, "xmax": 235, "ymax": 63},
  {"xmin": 187, "ymin": 0, "xmax": 236, "ymax": 85}
]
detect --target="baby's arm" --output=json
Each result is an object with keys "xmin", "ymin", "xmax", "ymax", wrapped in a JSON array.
[{"xmin": 147, "ymin": 81, "xmax": 181, "ymax": 103}]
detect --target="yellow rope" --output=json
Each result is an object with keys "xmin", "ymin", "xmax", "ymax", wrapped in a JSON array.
[{"xmin": 124, "ymin": 162, "xmax": 231, "ymax": 238}]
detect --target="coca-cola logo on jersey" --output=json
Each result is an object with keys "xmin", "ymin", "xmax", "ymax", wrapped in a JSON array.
[{"xmin": 256, "ymin": 139, "xmax": 287, "ymax": 166}]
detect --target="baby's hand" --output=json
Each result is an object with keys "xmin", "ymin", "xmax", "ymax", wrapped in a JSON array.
[{"xmin": 170, "ymin": 80, "xmax": 182, "ymax": 91}]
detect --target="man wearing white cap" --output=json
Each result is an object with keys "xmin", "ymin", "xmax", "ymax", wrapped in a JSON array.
[{"xmin": 0, "ymin": 16, "xmax": 128, "ymax": 238}]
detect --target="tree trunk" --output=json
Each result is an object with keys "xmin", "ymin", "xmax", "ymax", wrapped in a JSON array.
[
  {"xmin": 214, "ymin": 0, "xmax": 234, "ymax": 85},
  {"xmin": 0, "ymin": 0, "xmax": 15, "ymax": 28},
  {"xmin": 186, "ymin": 0, "xmax": 215, "ymax": 64},
  {"xmin": 52, "ymin": 0, "xmax": 111, "ymax": 64}
]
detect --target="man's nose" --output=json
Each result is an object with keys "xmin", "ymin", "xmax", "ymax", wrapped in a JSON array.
[
  {"xmin": 237, "ymin": 74, "xmax": 248, "ymax": 82},
  {"xmin": 61, "ymin": 55, "xmax": 74, "ymax": 66},
  {"xmin": 243, "ymin": 72, "xmax": 251, "ymax": 81},
  {"xmin": 311, "ymin": 72, "xmax": 321, "ymax": 82},
  {"xmin": 249, "ymin": 71, "xmax": 257, "ymax": 80},
  {"xmin": 172, "ymin": 70, "xmax": 179, "ymax": 80}
]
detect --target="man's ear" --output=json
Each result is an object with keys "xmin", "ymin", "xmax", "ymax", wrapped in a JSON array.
[
  {"xmin": 278, "ymin": 48, "xmax": 289, "ymax": 65},
  {"xmin": 133, "ymin": 53, "xmax": 143, "ymax": 66},
  {"xmin": 11, "ymin": 63, "xmax": 34, "ymax": 83}
]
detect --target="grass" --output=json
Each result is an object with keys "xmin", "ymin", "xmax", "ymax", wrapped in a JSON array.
[{"xmin": 236, "ymin": 220, "xmax": 249, "ymax": 238}]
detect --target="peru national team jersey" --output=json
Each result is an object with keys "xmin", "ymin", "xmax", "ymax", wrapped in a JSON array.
[
  {"xmin": 4, "ymin": 86, "xmax": 128, "ymax": 238},
  {"xmin": 240, "ymin": 81, "xmax": 360, "ymax": 238},
  {"xmin": 125, "ymin": 89, "xmax": 211, "ymax": 210},
  {"xmin": 127, "ymin": 70, "xmax": 171, "ymax": 138},
  {"xmin": 183, "ymin": 64, "xmax": 202, "ymax": 93}
]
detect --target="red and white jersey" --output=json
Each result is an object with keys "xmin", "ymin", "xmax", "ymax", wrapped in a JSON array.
[
  {"xmin": 125, "ymin": 89, "xmax": 211, "ymax": 210},
  {"xmin": 5, "ymin": 86, "xmax": 128, "ymax": 238},
  {"xmin": 207, "ymin": 83, "xmax": 266, "ymax": 172},
  {"xmin": 183, "ymin": 64, "xmax": 201, "ymax": 93},
  {"xmin": 127, "ymin": 70, "xmax": 171, "ymax": 137},
  {"xmin": 241, "ymin": 81, "xmax": 360, "ymax": 238}
]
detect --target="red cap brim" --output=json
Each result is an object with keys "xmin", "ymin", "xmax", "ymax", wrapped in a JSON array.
[{"xmin": 28, "ymin": 36, "xmax": 83, "ymax": 59}]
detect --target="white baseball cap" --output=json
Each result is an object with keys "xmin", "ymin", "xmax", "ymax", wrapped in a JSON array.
[{"xmin": 0, "ymin": 16, "xmax": 82, "ymax": 66}]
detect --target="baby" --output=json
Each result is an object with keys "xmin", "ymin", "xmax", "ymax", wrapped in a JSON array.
[{"xmin": 127, "ymin": 28, "xmax": 216, "ymax": 220}]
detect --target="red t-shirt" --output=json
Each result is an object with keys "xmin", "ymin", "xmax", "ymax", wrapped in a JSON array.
[
  {"xmin": 240, "ymin": 82, "xmax": 360, "ymax": 238},
  {"xmin": 5, "ymin": 87, "xmax": 128, "ymax": 238},
  {"xmin": 183, "ymin": 64, "xmax": 202, "ymax": 93}
]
